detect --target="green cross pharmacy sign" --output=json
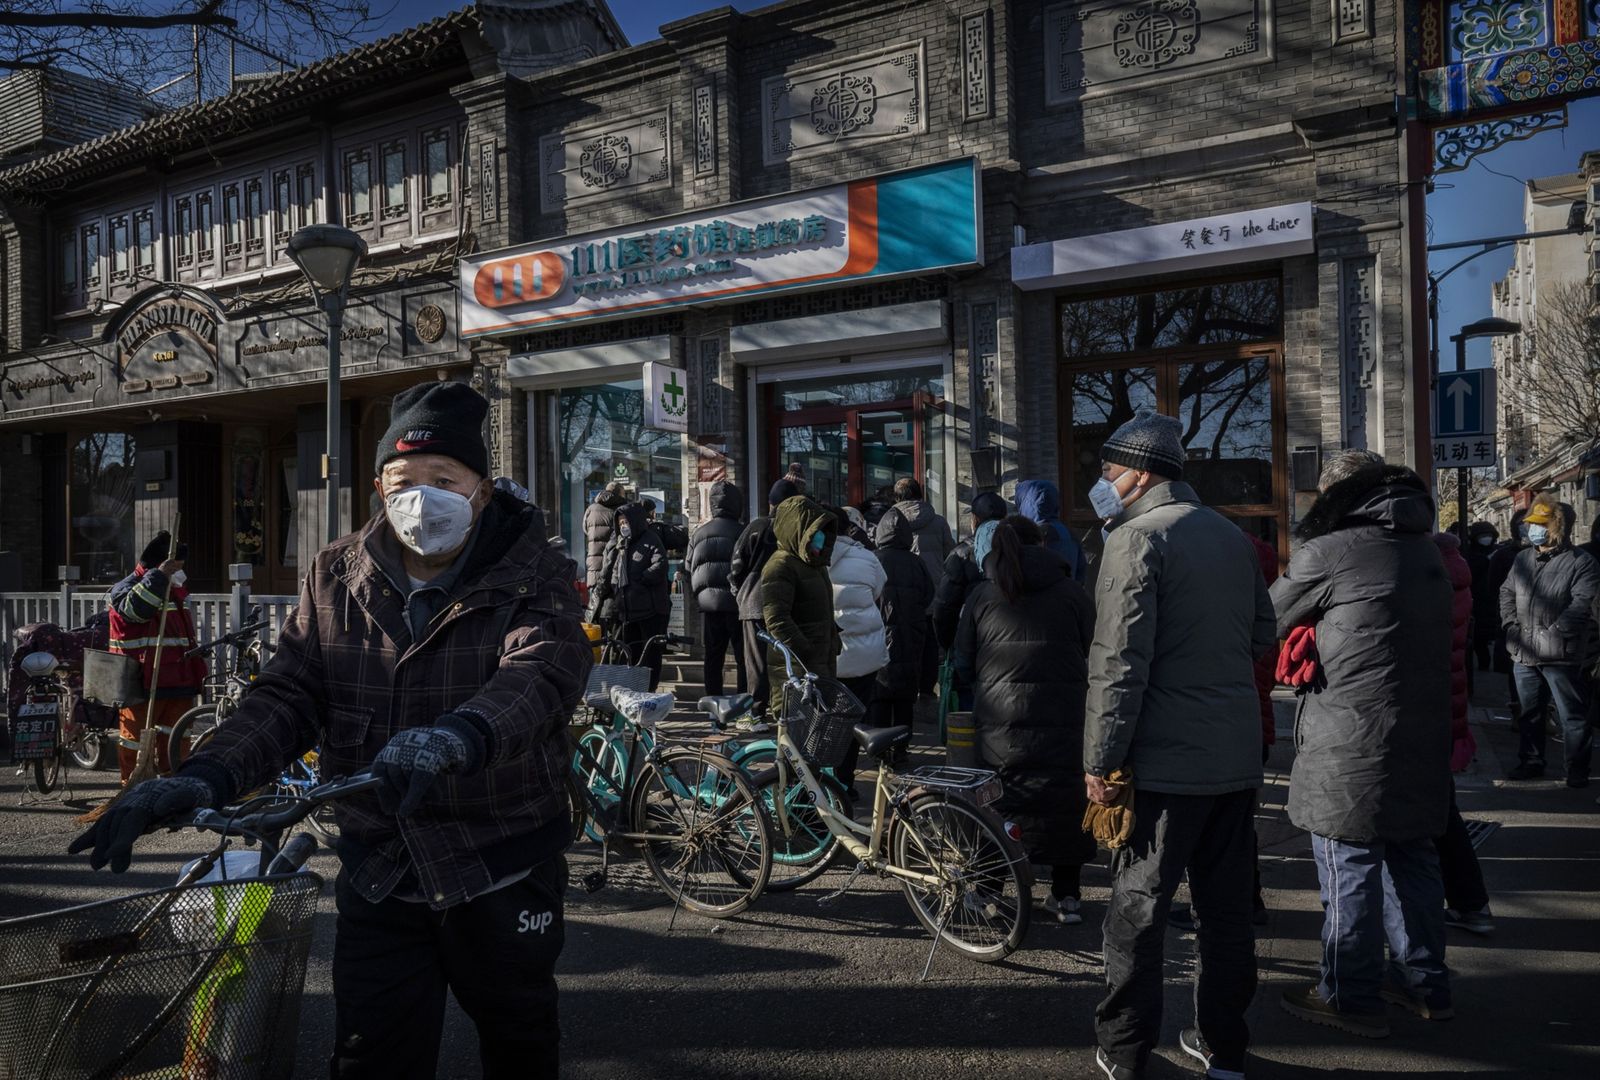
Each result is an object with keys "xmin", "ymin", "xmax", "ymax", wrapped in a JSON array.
[{"xmin": 644, "ymin": 361, "xmax": 689, "ymax": 433}]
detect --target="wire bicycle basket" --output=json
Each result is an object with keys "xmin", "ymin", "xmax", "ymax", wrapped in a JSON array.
[
  {"xmin": 781, "ymin": 676, "xmax": 865, "ymax": 768},
  {"xmin": 581, "ymin": 664, "xmax": 651, "ymax": 711},
  {"xmin": 0, "ymin": 869, "xmax": 322, "ymax": 1080}
]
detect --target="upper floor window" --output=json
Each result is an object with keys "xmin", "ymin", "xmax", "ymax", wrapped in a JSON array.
[
  {"xmin": 57, "ymin": 230, "xmax": 77, "ymax": 299},
  {"xmin": 298, "ymin": 163, "xmax": 318, "ymax": 225},
  {"xmin": 134, "ymin": 210, "xmax": 155, "ymax": 278},
  {"xmin": 344, "ymin": 148, "xmax": 373, "ymax": 227},
  {"xmin": 196, "ymin": 192, "xmax": 214, "ymax": 256},
  {"xmin": 81, "ymin": 224, "xmax": 100, "ymax": 291},
  {"xmin": 244, "ymin": 178, "xmax": 265, "ymax": 253},
  {"xmin": 381, "ymin": 139, "xmax": 407, "ymax": 220},
  {"xmin": 223, "ymin": 183, "xmax": 243, "ymax": 252}
]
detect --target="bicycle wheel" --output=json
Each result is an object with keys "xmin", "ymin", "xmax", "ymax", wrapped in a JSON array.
[
  {"xmin": 741, "ymin": 749, "xmax": 851, "ymax": 891},
  {"xmin": 30, "ymin": 752, "xmax": 62, "ymax": 794},
  {"xmin": 572, "ymin": 728, "xmax": 629, "ymax": 842},
  {"xmin": 167, "ymin": 704, "xmax": 219, "ymax": 773},
  {"xmin": 891, "ymin": 793, "xmax": 1031, "ymax": 962},
  {"xmin": 631, "ymin": 746, "xmax": 771, "ymax": 917},
  {"xmin": 68, "ymin": 731, "xmax": 112, "ymax": 771}
]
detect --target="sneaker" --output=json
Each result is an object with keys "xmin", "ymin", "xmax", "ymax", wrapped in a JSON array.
[
  {"xmin": 1179, "ymin": 1027, "xmax": 1246, "ymax": 1079},
  {"xmin": 1507, "ymin": 762, "xmax": 1546, "ymax": 780},
  {"xmin": 1095, "ymin": 1046, "xmax": 1141, "ymax": 1079},
  {"xmin": 1380, "ymin": 981, "xmax": 1455, "ymax": 1021},
  {"xmin": 1045, "ymin": 894, "xmax": 1083, "ymax": 925},
  {"xmin": 1280, "ymin": 985, "xmax": 1390, "ymax": 1038},
  {"xmin": 1444, "ymin": 906, "xmax": 1494, "ymax": 935},
  {"xmin": 732, "ymin": 716, "xmax": 771, "ymax": 735}
]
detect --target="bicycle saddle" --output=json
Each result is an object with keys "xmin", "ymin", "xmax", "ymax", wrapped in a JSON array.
[
  {"xmin": 852, "ymin": 724, "xmax": 911, "ymax": 758},
  {"xmin": 610, "ymin": 686, "xmax": 676, "ymax": 727},
  {"xmin": 697, "ymin": 693, "xmax": 754, "ymax": 727}
]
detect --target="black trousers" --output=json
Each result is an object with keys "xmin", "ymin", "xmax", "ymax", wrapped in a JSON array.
[
  {"xmin": 622, "ymin": 614, "xmax": 670, "ymax": 691},
  {"xmin": 740, "ymin": 619, "xmax": 770, "ymax": 715},
  {"xmin": 869, "ymin": 695, "xmax": 915, "ymax": 730},
  {"xmin": 1436, "ymin": 780, "xmax": 1489, "ymax": 913},
  {"xmin": 330, "ymin": 857, "xmax": 566, "ymax": 1080},
  {"xmin": 1097, "ymin": 789, "xmax": 1257, "ymax": 1072},
  {"xmin": 834, "ymin": 673, "xmax": 881, "ymax": 786},
  {"xmin": 701, "ymin": 611, "xmax": 746, "ymax": 697}
]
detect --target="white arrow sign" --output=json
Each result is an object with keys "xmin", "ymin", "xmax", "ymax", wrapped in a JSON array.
[{"xmin": 1446, "ymin": 377, "xmax": 1472, "ymax": 432}]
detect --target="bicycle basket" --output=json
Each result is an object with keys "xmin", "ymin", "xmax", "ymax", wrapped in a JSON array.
[
  {"xmin": 781, "ymin": 676, "xmax": 865, "ymax": 768},
  {"xmin": 583, "ymin": 664, "xmax": 650, "ymax": 710},
  {"xmin": 0, "ymin": 870, "xmax": 322, "ymax": 1080}
]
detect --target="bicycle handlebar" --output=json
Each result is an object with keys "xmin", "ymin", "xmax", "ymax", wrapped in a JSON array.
[
  {"xmin": 185, "ymin": 618, "xmax": 271, "ymax": 658},
  {"xmin": 755, "ymin": 630, "xmax": 812, "ymax": 682},
  {"xmin": 185, "ymin": 771, "xmax": 381, "ymax": 838}
]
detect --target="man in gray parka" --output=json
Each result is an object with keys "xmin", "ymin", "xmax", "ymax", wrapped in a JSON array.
[{"xmin": 1082, "ymin": 413, "xmax": 1275, "ymax": 1080}]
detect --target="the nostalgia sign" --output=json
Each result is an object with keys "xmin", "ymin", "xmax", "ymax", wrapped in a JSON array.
[
  {"xmin": 460, "ymin": 157, "xmax": 983, "ymax": 336},
  {"xmin": 644, "ymin": 362, "xmax": 689, "ymax": 433}
]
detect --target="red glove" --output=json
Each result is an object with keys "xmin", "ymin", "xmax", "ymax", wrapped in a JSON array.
[{"xmin": 1276, "ymin": 626, "xmax": 1320, "ymax": 688}]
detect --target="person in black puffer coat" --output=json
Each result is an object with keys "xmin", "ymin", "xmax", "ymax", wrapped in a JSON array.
[
  {"xmin": 686, "ymin": 481, "xmax": 747, "ymax": 697},
  {"xmin": 929, "ymin": 492, "xmax": 1010, "ymax": 703},
  {"xmin": 729, "ymin": 479, "xmax": 798, "ymax": 716},
  {"xmin": 1465, "ymin": 521, "xmax": 1499, "ymax": 673},
  {"xmin": 872, "ymin": 506, "xmax": 934, "ymax": 731},
  {"xmin": 598, "ymin": 502, "xmax": 671, "ymax": 689},
  {"xmin": 954, "ymin": 515, "xmax": 1096, "ymax": 925},
  {"xmin": 584, "ymin": 483, "xmax": 629, "ymax": 589},
  {"xmin": 1271, "ymin": 450, "xmax": 1454, "ymax": 1029}
]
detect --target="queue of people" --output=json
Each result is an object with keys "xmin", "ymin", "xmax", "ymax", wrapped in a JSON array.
[{"xmin": 65, "ymin": 373, "xmax": 1600, "ymax": 1080}]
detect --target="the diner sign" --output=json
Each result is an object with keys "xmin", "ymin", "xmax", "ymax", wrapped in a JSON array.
[
  {"xmin": 461, "ymin": 157, "xmax": 982, "ymax": 337},
  {"xmin": 1010, "ymin": 202, "xmax": 1315, "ymax": 291}
]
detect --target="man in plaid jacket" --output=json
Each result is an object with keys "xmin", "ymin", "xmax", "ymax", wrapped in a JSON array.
[{"xmin": 74, "ymin": 382, "xmax": 592, "ymax": 1079}]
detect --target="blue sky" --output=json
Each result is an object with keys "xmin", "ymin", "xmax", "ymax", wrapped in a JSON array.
[{"xmin": 369, "ymin": 1, "xmax": 1597, "ymax": 370}]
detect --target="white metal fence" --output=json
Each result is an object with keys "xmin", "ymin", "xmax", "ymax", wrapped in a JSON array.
[{"xmin": 1, "ymin": 590, "xmax": 298, "ymax": 698}]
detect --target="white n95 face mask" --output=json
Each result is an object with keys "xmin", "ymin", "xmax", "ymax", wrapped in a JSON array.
[
  {"xmin": 170, "ymin": 569, "xmax": 187, "ymax": 587},
  {"xmin": 386, "ymin": 486, "xmax": 475, "ymax": 557}
]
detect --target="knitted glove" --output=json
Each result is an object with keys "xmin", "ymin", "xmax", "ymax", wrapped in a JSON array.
[
  {"xmin": 372, "ymin": 723, "xmax": 484, "ymax": 818},
  {"xmin": 68, "ymin": 774, "xmax": 218, "ymax": 873},
  {"xmin": 1081, "ymin": 768, "xmax": 1136, "ymax": 850}
]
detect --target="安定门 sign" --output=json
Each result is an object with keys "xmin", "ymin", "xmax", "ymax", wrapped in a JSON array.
[
  {"xmin": 644, "ymin": 362, "xmax": 689, "ymax": 433},
  {"xmin": 1011, "ymin": 202, "xmax": 1315, "ymax": 291},
  {"xmin": 461, "ymin": 157, "xmax": 983, "ymax": 337}
]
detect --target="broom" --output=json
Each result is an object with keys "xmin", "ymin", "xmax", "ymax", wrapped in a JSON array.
[{"xmin": 78, "ymin": 517, "xmax": 181, "ymax": 823}]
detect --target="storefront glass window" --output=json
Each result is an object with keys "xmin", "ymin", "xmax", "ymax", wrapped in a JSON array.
[
  {"xmin": 1067, "ymin": 366, "xmax": 1158, "ymax": 513},
  {"xmin": 1060, "ymin": 278, "xmax": 1281, "ymax": 358},
  {"xmin": 1176, "ymin": 355, "xmax": 1274, "ymax": 508},
  {"xmin": 776, "ymin": 370, "xmax": 945, "ymax": 411},
  {"xmin": 69, "ymin": 434, "xmax": 137, "ymax": 585},
  {"xmin": 557, "ymin": 379, "xmax": 685, "ymax": 571}
]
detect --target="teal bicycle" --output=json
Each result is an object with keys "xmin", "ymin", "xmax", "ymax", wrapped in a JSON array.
[{"xmin": 566, "ymin": 634, "xmax": 773, "ymax": 918}]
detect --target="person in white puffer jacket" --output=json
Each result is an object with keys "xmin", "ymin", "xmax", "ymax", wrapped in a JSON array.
[{"xmin": 828, "ymin": 505, "xmax": 888, "ymax": 785}]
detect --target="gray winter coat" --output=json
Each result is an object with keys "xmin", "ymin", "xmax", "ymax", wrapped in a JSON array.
[
  {"xmin": 1498, "ymin": 506, "xmax": 1600, "ymax": 668},
  {"xmin": 894, "ymin": 499, "xmax": 956, "ymax": 589},
  {"xmin": 1271, "ymin": 465, "xmax": 1453, "ymax": 844},
  {"xmin": 686, "ymin": 481, "xmax": 745, "ymax": 614},
  {"xmin": 1083, "ymin": 481, "xmax": 1274, "ymax": 796}
]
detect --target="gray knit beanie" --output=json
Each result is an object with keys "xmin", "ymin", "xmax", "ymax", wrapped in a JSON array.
[{"xmin": 1101, "ymin": 412, "xmax": 1186, "ymax": 479}]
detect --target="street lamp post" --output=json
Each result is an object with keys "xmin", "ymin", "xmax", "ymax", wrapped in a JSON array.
[
  {"xmin": 286, "ymin": 225, "xmax": 367, "ymax": 544},
  {"xmin": 1447, "ymin": 316, "xmax": 1522, "ymax": 534}
]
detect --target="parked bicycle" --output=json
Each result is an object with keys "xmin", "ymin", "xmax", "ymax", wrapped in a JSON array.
[
  {"xmin": 165, "ymin": 613, "xmax": 273, "ymax": 773},
  {"xmin": 744, "ymin": 631, "xmax": 1031, "ymax": 975},
  {"xmin": 0, "ymin": 771, "xmax": 376, "ymax": 1080},
  {"xmin": 6, "ymin": 621, "xmax": 116, "ymax": 794},
  {"xmin": 566, "ymin": 632, "xmax": 773, "ymax": 918}
]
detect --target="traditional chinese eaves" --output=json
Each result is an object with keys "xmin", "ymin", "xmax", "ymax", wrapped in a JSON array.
[{"xmin": 0, "ymin": 7, "xmax": 482, "ymax": 199}]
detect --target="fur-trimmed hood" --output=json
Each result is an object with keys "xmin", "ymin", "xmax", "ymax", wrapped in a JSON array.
[{"xmin": 1297, "ymin": 462, "xmax": 1435, "ymax": 541}]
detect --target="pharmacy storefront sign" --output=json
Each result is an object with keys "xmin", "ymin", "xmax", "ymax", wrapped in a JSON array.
[
  {"xmin": 461, "ymin": 157, "xmax": 983, "ymax": 336},
  {"xmin": 644, "ymin": 362, "xmax": 689, "ymax": 433}
]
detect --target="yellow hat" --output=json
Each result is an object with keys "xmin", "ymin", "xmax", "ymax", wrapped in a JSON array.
[{"xmin": 1523, "ymin": 501, "xmax": 1555, "ymax": 526}]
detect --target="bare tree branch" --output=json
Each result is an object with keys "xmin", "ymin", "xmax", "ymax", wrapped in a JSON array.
[
  {"xmin": 0, "ymin": 2, "xmax": 235, "ymax": 31},
  {"xmin": 1510, "ymin": 281, "xmax": 1600, "ymax": 455}
]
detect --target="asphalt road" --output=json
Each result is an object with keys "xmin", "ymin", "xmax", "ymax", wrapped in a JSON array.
[{"xmin": 3, "ymin": 689, "xmax": 1597, "ymax": 1079}]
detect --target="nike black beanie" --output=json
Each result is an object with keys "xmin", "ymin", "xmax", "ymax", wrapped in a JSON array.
[{"xmin": 375, "ymin": 381, "xmax": 490, "ymax": 479}]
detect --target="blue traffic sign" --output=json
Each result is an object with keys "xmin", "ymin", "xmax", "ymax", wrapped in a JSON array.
[{"xmin": 1434, "ymin": 369, "xmax": 1495, "ymax": 438}]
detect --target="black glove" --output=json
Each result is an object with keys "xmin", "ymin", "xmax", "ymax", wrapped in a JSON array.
[
  {"xmin": 68, "ymin": 775, "xmax": 218, "ymax": 873},
  {"xmin": 372, "ymin": 723, "xmax": 483, "ymax": 818}
]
